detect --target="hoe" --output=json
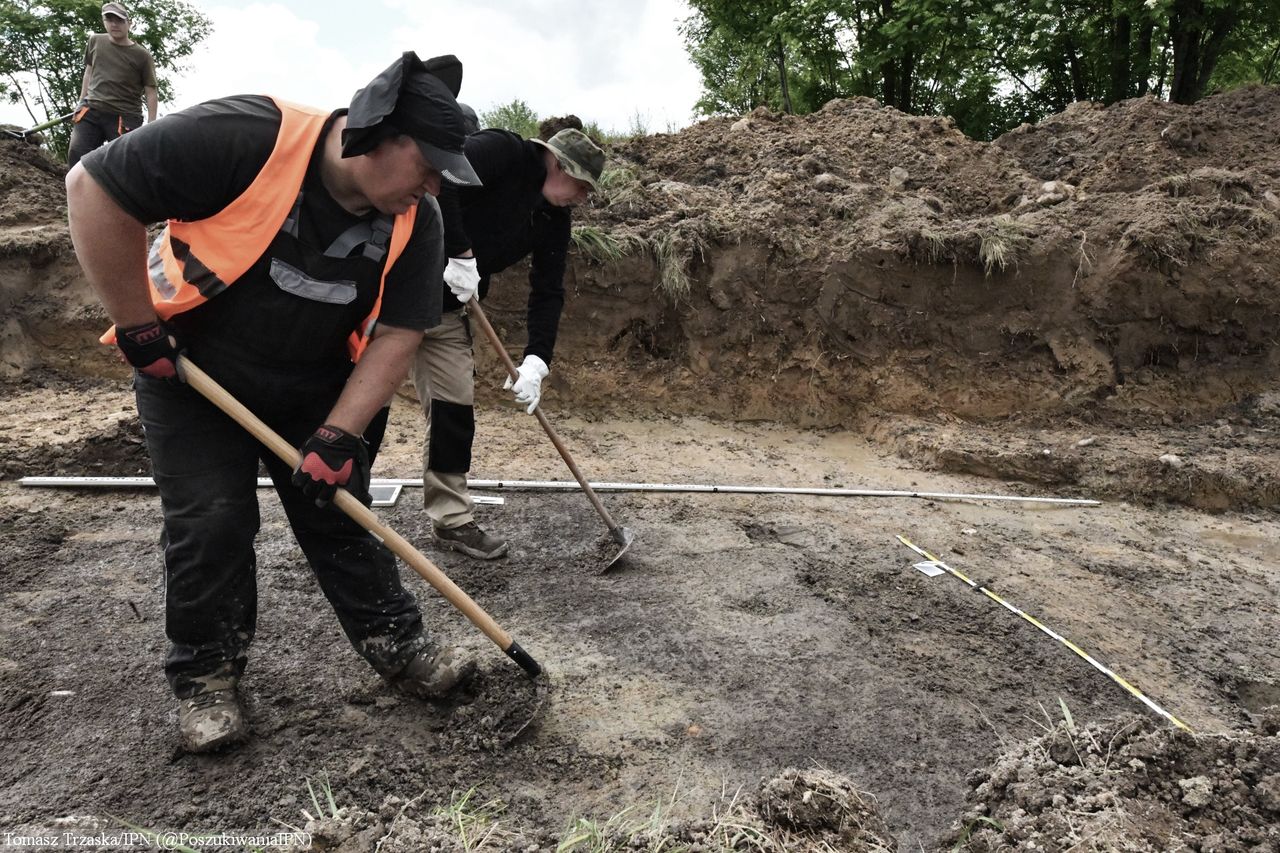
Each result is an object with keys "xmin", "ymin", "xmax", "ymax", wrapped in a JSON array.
[{"xmin": 179, "ymin": 355, "xmax": 547, "ymax": 744}]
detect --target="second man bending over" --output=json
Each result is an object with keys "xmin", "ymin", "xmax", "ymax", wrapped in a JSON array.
[{"xmin": 416, "ymin": 120, "xmax": 605, "ymax": 559}]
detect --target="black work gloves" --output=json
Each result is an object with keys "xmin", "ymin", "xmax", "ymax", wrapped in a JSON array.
[
  {"xmin": 292, "ymin": 425, "xmax": 371, "ymax": 507},
  {"xmin": 116, "ymin": 319, "xmax": 184, "ymax": 381}
]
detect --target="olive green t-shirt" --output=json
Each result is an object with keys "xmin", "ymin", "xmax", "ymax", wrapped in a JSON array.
[{"xmin": 84, "ymin": 34, "xmax": 157, "ymax": 116}]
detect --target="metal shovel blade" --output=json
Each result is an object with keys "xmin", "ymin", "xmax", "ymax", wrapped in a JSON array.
[
  {"xmin": 499, "ymin": 676, "xmax": 550, "ymax": 746},
  {"xmin": 601, "ymin": 526, "xmax": 635, "ymax": 573}
]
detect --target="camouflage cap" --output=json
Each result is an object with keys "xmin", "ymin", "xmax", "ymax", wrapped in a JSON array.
[{"xmin": 531, "ymin": 128, "xmax": 605, "ymax": 189}]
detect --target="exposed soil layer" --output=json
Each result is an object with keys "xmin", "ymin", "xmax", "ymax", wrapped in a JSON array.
[{"xmin": 1, "ymin": 88, "xmax": 1278, "ymax": 850}]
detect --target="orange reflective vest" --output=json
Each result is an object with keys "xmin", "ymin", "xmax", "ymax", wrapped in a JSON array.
[{"xmin": 101, "ymin": 97, "xmax": 418, "ymax": 362}]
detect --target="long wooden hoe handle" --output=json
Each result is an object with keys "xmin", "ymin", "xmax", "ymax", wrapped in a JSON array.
[
  {"xmin": 177, "ymin": 356, "xmax": 541, "ymax": 678},
  {"xmin": 467, "ymin": 299, "xmax": 626, "ymax": 541}
]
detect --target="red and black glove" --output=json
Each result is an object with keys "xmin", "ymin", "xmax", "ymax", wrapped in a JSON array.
[
  {"xmin": 292, "ymin": 424, "xmax": 371, "ymax": 507},
  {"xmin": 116, "ymin": 319, "xmax": 184, "ymax": 381}
]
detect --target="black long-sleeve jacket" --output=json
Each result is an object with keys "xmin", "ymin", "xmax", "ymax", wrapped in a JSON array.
[{"xmin": 437, "ymin": 129, "xmax": 570, "ymax": 364}]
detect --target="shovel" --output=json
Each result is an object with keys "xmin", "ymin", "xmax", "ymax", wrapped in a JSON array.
[
  {"xmin": 3, "ymin": 111, "xmax": 76, "ymax": 142},
  {"xmin": 178, "ymin": 356, "xmax": 546, "ymax": 742},
  {"xmin": 468, "ymin": 298, "xmax": 635, "ymax": 572}
]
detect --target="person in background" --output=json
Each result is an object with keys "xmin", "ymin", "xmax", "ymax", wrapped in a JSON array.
[
  {"xmin": 67, "ymin": 2, "xmax": 157, "ymax": 167},
  {"xmin": 65, "ymin": 52, "xmax": 482, "ymax": 753},
  {"xmin": 414, "ymin": 118, "xmax": 605, "ymax": 559}
]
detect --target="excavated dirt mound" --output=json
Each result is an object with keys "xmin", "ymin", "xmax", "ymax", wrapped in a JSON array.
[
  {"xmin": 546, "ymin": 84, "xmax": 1280, "ymax": 428},
  {"xmin": 952, "ymin": 711, "xmax": 1280, "ymax": 851}
]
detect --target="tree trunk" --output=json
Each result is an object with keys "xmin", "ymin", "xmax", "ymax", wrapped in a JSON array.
[
  {"xmin": 1192, "ymin": 5, "xmax": 1238, "ymax": 98},
  {"xmin": 1154, "ymin": 38, "xmax": 1171, "ymax": 98},
  {"xmin": 1056, "ymin": 2, "xmax": 1089, "ymax": 101},
  {"xmin": 1169, "ymin": 0, "xmax": 1238, "ymax": 104},
  {"xmin": 1264, "ymin": 40, "xmax": 1280, "ymax": 84},
  {"xmin": 899, "ymin": 47, "xmax": 915, "ymax": 112},
  {"xmin": 880, "ymin": 0, "xmax": 898, "ymax": 107},
  {"xmin": 775, "ymin": 32, "xmax": 793, "ymax": 113},
  {"xmin": 1135, "ymin": 18, "xmax": 1155, "ymax": 95},
  {"xmin": 1108, "ymin": 12, "xmax": 1132, "ymax": 102}
]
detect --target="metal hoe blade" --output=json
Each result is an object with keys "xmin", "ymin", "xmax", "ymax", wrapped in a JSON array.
[
  {"xmin": 602, "ymin": 526, "xmax": 635, "ymax": 573},
  {"xmin": 498, "ymin": 676, "xmax": 551, "ymax": 746}
]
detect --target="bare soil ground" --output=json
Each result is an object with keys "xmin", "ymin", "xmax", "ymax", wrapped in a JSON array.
[{"xmin": 2, "ymin": 87, "xmax": 1279, "ymax": 851}]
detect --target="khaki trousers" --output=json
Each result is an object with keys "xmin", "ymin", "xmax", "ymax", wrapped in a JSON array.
[{"xmin": 412, "ymin": 310, "xmax": 476, "ymax": 528}]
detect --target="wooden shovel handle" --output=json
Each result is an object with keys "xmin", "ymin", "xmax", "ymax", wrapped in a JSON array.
[{"xmin": 177, "ymin": 356, "xmax": 540, "ymax": 677}]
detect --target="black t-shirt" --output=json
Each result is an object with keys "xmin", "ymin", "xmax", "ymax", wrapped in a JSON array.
[
  {"xmin": 81, "ymin": 95, "xmax": 442, "ymax": 335},
  {"xmin": 436, "ymin": 129, "xmax": 570, "ymax": 364}
]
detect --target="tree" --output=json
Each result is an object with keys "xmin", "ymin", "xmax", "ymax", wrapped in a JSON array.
[
  {"xmin": 0, "ymin": 0, "xmax": 211, "ymax": 156},
  {"xmin": 682, "ymin": 0, "xmax": 1280, "ymax": 139},
  {"xmin": 684, "ymin": 0, "xmax": 809, "ymax": 113},
  {"xmin": 479, "ymin": 98, "xmax": 540, "ymax": 139}
]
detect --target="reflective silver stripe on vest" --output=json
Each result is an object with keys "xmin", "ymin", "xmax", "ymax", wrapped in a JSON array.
[
  {"xmin": 167, "ymin": 234, "xmax": 229, "ymax": 299},
  {"xmin": 148, "ymin": 232, "xmax": 177, "ymax": 300}
]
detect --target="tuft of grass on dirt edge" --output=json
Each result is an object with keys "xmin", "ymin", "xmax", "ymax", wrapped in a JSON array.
[
  {"xmin": 571, "ymin": 226, "xmax": 651, "ymax": 265},
  {"xmin": 651, "ymin": 231, "xmax": 691, "ymax": 299},
  {"xmin": 432, "ymin": 788, "xmax": 519, "ymax": 851},
  {"xmin": 976, "ymin": 214, "xmax": 1034, "ymax": 276}
]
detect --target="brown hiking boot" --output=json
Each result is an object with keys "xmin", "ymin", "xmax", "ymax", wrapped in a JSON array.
[
  {"xmin": 178, "ymin": 688, "xmax": 247, "ymax": 753},
  {"xmin": 391, "ymin": 645, "xmax": 477, "ymax": 700},
  {"xmin": 433, "ymin": 521, "xmax": 508, "ymax": 560}
]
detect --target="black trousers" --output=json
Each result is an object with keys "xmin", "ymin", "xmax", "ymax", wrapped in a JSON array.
[
  {"xmin": 134, "ymin": 367, "xmax": 426, "ymax": 699},
  {"xmin": 67, "ymin": 107, "xmax": 142, "ymax": 168}
]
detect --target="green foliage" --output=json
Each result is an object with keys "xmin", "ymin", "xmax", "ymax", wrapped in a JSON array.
[
  {"xmin": 0, "ymin": 0, "xmax": 211, "ymax": 157},
  {"xmin": 478, "ymin": 98, "xmax": 540, "ymax": 139},
  {"xmin": 683, "ymin": 0, "xmax": 1280, "ymax": 139}
]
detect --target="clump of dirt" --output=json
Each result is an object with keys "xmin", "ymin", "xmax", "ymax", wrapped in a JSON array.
[
  {"xmin": 0, "ymin": 132, "xmax": 67, "ymax": 232},
  {"xmin": 345, "ymin": 664, "xmax": 548, "ymax": 753},
  {"xmin": 951, "ymin": 712, "xmax": 1280, "ymax": 852},
  {"xmin": 757, "ymin": 768, "xmax": 897, "ymax": 850}
]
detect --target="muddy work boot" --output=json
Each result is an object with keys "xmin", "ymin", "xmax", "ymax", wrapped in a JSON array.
[
  {"xmin": 433, "ymin": 521, "xmax": 508, "ymax": 560},
  {"xmin": 391, "ymin": 645, "xmax": 477, "ymax": 700},
  {"xmin": 177, "ymin": 688, "xmax": 247, "ymax": 753}
]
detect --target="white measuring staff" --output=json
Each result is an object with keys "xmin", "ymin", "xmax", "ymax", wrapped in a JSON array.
[{"xmin": 898, "ymin": 535, "xmax": 1192, "ymax": 732}]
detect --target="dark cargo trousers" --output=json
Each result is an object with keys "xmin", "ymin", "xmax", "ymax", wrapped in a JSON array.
[
  {"xmin": 134, "ymin": 369, "xmax": 427, "ymax": 699},
  {"xmin": 67, "ymin": 107, "xmax": 142, "ymax": 168}
]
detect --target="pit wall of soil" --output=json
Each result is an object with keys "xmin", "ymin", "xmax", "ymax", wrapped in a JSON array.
[
  {"xmin": 4, "ymin": 87, "xmax": 1280, "ymax": 431},
  {"xmin": 478, "ymin": 232, "xmax": 1280, "ymax": 428}
]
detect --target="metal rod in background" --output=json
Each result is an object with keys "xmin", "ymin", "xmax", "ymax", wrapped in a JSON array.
[
  {"xmin": 19, "ymin": 476, "xmax": 1101, "ymax": 506},
  {"xmin": 465, "ymin": 480, "xmax": 1101, "ymax": 506}
]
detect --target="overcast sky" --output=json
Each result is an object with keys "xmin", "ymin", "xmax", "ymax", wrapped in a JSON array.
[{"xmin": 2, "ymin": 0, "xmax": 706, "ymax": 134}]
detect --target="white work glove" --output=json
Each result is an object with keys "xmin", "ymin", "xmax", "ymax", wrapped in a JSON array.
[
  {"xmin": 443, "ymin": 256, "xmax": 479, "ymax": 302},
  {"xmin": 503, "ymin": 354, "xmax": 549, "ymax": 414}
]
